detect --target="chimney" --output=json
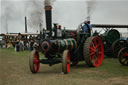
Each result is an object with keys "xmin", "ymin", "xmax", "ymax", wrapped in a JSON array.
[
  {"xmin": 44, "ymin": 6, "xmax": 52, "ymax": 31},
  {"xmin": 25, "ymin": 16, "xmax": 27, "ymax": 33}
]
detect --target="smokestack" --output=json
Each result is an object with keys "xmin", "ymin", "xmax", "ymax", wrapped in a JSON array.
[
  {"xmin": 44, "ymin": 6, "xmax": 52, "ymax": 31},
  {"xmin": 25, "ymin": 16, "xmax": 27, "ymax": 33},
  {"xmin": 39, "ymin": 23, "xmax": 42, "ymax": 32}
]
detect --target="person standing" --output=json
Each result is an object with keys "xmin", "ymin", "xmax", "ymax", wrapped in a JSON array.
[
  {"xmin": 82, "ymin": 21, "xmax": 92, "ymax": 34},
  {"xmin": 57, "ymin": 25, "xmax": 62, "ymax": 38},
  {"xmin": 15, "ymin": 40, "xmax": 20, "ymax": 52},
  {"xmin": 29, "ymin": 40, "xmax": 34, "ymax": 51}
]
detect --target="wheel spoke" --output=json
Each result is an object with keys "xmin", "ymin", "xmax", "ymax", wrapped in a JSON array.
[
  {"xmin": 93, "ymin": 38, "xmax": 98, "ymax": 46},
  {"xmin": 95, "ymin": 45, "xmax": 98, "ymax": 49},
  {"xmin": 90, "ymin": 47, "xmax": 95, "ymax": 52},
  {"xmin": 120, "ymin": 52, "xmax": 125, "ymax": 57},
  {"xmin": 91, "ymin": 42, "xmax": 97, "ymax": 50},
  {"xmin": 121, "ymin": 57, "xmax": 126, "ymax": 63},
  {"xmin": 90, "ymin": 55, "xmax": 95, "ymax": 60},
  {"xmin": 90, "ymin": 52, "xmax": 95, "ymax": 56},
  {"xmin": 91, "ymin": 42, "xmax": 95, "ymax": 47},
  {"xmin": 91, "ymin": 47, "xmax": 96, "ymax": 50},
  {"xmin": 124, "ymin": 60, "xmax": 127, "ymax": 65},
  {"xmin": 93, "ymin": 55, "xmax": 97, "ymax": 62},
  {"xmin": 34, "ymin": 64, "xmax": 37, "ymax": 71}
]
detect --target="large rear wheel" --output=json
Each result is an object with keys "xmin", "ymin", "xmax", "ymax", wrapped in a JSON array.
[
  {"xmin": 62, "ymin": 50, "xmax": 71, "ymax": 74},
  {"xmin": 118, "ymin": 47, "xmax": 128, "ymax": 66},
  {"xmin": 83, "ymin": 36, "xmax": 104, "ymax": 67},
  {"xmin": 29, "ymin": 50, "xmax": 40, "ymax": 73}
]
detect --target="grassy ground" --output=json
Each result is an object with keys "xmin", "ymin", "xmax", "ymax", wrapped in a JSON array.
[{"xmin": 0, "ymin": 48, "xmax": 128, "ymax": 85}]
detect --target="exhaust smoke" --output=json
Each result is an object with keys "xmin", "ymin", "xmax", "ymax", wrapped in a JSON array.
[
  {"xmin": 86, "ymin": 0, "xmax": 96, "ymax": 21},
  {"xmin": 25, "ymin": 0, "xmax": 44, "ymax": 30},
  {"xmin": 25, "ymin": 0, "xmax": 56, "ymax": 31},
  {"xmin": 44, "ymin": 0, "xmax": 56, "ymax": 6}
]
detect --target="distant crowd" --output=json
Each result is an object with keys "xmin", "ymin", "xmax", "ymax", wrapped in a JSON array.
[{"xmin": 0, "ymin": 40, "xmax": 38, "ymax": 52}]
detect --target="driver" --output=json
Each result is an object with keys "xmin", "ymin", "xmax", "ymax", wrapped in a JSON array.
[
  {"xmin": 77, "ymin": 20, "xmax": 93, "ymax": 35},
  {"xmin": 82, "ymin": 21, "xmax": 92, "ymax": 34}
]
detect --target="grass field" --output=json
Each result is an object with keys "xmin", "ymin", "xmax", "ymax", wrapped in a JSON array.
[{"xmin": 0, "ymin": 48, "xmax": 128, "ymax": 85}]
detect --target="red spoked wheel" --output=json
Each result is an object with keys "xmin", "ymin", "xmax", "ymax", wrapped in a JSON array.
[
  {"xmin": 84, "ymin": 36, "xmax": 104, "ymax": 67},
  {"xmin": 29, "ymin": 50, "xmax": 40, "ymax": 73},
  {"xmin": 62, "ymin": 50, "xmax": 70, "ymax": 74},
  {"xmin": 118, "ymin": 47, "xmax": 128, "ymax": 66}
]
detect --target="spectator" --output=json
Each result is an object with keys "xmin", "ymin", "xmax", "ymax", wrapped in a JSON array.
[{"xmin": 29, "ymin": 40, "xmax": 34, "ymax": 51}]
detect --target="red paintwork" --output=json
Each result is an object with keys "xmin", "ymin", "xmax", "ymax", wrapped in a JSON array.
[
  {"xmin": 58, "ymin": 25, "xmax": 61, "ymax": 29},
  {"xmin": 67, "ymin": 52, "xmax": 70, "ymax": 73},
  {"xmin": 89, "ymin": 37, "xmax": 104, "ymax": 67},
  {"xmin": 124, "ymin": 53, "xmax": 128, "ymax": 56},
  {"xmin": 34, "ymin": 52, "xmax": 40, "ymax": 72}
]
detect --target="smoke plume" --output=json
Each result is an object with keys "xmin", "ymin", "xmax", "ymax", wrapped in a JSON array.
[
  {"xmin": 1, "ymin": 0, "xmax": 18, "ymax": 33},
  {"xmin": 44, "ymin": 0, "xmax": 56, "ymax": 6},
  {"xmin": 25, "ymin": 0, "xmax": 56, "ymax": 30},
  {"xmin": 86, "ymin": 0, "xmax": 96, "ymax": 21},
  {"xmin": 25, "ymin": 0, "xmax": 44, "ymax": 30}
]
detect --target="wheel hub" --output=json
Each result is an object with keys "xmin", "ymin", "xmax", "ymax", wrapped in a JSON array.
[
  {"xmin": 95, "ymin": 49, "xmax": 98, "ymax": 54},
  {"xmin": 67, "ymin": 60, "xmax": 70, "ymax": 63}
]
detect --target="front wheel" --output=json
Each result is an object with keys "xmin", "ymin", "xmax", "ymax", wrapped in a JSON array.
[
  {"xmin": 62, "ymin": 50, "xmax": 71, "ymax": 74},
  {"xmin": 29, "ymin": 50, "xmax": 40, "ymax": 73}
]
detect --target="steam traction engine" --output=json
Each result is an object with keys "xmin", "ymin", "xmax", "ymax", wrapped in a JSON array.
[{"xmin": 29, "ymin": 6, "xmax": 104, "ymax": 74}]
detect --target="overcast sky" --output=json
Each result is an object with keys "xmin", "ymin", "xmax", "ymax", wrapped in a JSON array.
[{"xmin": 0, "ymin": 0, "xmax": 128, "ymax": 34}]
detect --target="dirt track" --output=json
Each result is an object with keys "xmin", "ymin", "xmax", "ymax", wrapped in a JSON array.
[{"xmin": 0, "ymin": 48, "xmax": 128, "ymax": 85}]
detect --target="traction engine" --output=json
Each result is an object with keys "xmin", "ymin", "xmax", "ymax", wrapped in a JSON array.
[{"xmin": 29, "ymin": 6, "xmax": 104, "ymax": 74}]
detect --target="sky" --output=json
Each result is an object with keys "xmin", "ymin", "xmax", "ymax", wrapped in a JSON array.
[{"xmin": 0, "ymin": 0, "xmax": 128, "ymax": 35}]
